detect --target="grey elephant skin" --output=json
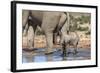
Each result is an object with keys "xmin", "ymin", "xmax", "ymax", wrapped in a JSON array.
[{"xmin": 22, "ymin": 10, "xmax": 69, "ymax": 54}]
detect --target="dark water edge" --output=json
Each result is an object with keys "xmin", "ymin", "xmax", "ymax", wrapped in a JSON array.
[{"xmin": 22, "ymin": 48, "xmax": 91, "ymax": 63}]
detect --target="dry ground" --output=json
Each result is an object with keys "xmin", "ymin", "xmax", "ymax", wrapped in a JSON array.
[{"xmin": 22, "ymin": 34, "xmax": 91, "ymax": 49}]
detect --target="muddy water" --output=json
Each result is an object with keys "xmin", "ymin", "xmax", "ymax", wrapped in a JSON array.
[{"xmin": 22, "ymin": 48, "xmax": 90, "ymax": 63}]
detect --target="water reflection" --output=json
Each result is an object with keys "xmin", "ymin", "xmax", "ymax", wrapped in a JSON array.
[{"xmin": 22, "ymin": 48, "xmax": 90, "ymax": 63}]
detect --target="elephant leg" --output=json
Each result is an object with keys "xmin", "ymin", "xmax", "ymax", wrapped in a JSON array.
[
  {"xmin": 27, "ymin": 26, "xmax": 34, "ymax": 50},
  {"xmin": 53, "ymin": 13, "xmax": 67, "ymax": 45},
  {"xmin": 53, "ymin": 33, "xmax": 58, "ymax": 45},
  {"xmin": 57, "ymin": 13, "xmax": 67, "ymax": 30},
  {"xmin": 45, "ymin": 32, "xmax": 54, "ymax": 55},
  {"xmin": 31, "ymin": 25, "xmax": 37, "ymax": 48},
  {"xmin": 27, "ymin": 14, "xmax": 37, "ymax": 49},
  {"xmin": 62, "ymin": 41, "xmax": 67, "ymax": 60},
  {"xmin": 73, "ymin": 44, "xmax": 78, "ymax": 55},
  {"xmin": 58, "ymin": 31, "xmax": 62, "ymax": 44},
  {"xmin": 23, "ymin": 23, "xmax": 29, "ymax": 36}
]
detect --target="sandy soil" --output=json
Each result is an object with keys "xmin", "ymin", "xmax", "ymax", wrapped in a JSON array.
[{"xmin": 22, "ymin": 34, "xmax": 91, "ymax": 49}]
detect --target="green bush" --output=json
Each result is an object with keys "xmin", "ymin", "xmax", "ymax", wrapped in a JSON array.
[
  {"xmin": 77, "ymin": 27, "xmax": 88, "ymax": 31},
  {"xmin": 85, "ymin": 31, "xmax": 91, "ymax": 35},
  {"xmin": 77, "ymin": 15, "xmax": 91, "ymax": 24}
]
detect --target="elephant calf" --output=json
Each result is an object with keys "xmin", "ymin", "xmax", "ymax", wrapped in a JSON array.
[{"xmin": 61, "ymin": 31, "xmax": 80, "ymax": 56}]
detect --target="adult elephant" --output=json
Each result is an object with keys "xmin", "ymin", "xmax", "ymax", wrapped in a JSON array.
[{"xmin": 22, "ymin": 10, "xmax": 69, "ymax": 54}]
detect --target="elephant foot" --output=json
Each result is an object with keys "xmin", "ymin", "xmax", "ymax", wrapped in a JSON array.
[
  {"xmin": 45, "ymin": 51, "xmax": 54, "ymax": 55},
  {"xmin": 73, "ymin": 50, "xmax": 78, "ymax": 55},
  {"xmin": 23, "ymin": 48, "xmax": 37, "ymax": 52}
]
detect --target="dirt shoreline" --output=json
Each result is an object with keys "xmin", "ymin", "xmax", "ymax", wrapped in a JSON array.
[{"xmin": 22, "ymin": 35, "xmax": 91, "ymax": 49}]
